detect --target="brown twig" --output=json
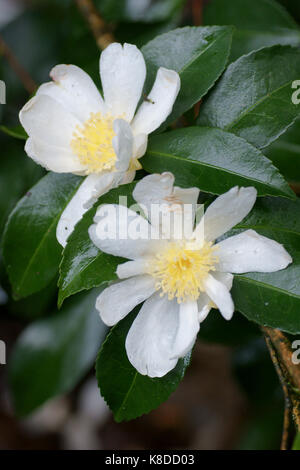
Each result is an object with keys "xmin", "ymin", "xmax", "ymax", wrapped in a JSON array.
[
  {"xmin": 192, "ymin": 0, "xmax": 203, "ymax": 26},
  {"xmin": 75, "ymin": 0, "xmax": 115, "ymax": 50},
  {"xmin": 262, "ymin": 327, "xmax": 300, "ymax": 449},
  {"xmin": 289, "ymin": 182, "xmax": 300, "ymax": 195},
  {"xmin": 0, "ymin": 35, "xmax": 37, "ymax": 95},
  {"xmin": 264, "ymin": 333, "xmax": 293, "ymax": 449}
]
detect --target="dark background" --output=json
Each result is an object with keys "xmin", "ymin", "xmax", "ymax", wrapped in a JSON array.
[{"xmin": 0, "ymin": 0, "xmax": 299, "ymax": 450}]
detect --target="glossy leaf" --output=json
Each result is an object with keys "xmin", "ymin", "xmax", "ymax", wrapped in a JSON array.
[
  {"xmin": 204, "ymin": 0, "xmax": 300, "ymax": 62},
  {"xmin": 9, "ymin": 287, "xmax": 106, "ymax": 417},
  {"xmin": 58, "ymin": 183, "xmax": 136, "ymax": 307},
  {"xmin": 141, "ymin": 25, "xmax": 233, "ymax": 130},
  {"xmin": 204, "ymin": 0, "xmax": 298, "ymax": 30},
  {"xmin": 265, "ymin": 118, "xmax": 300, "ymax": 183},
  {"xmin": 0, "ymin": 142, "xmax": 44, "ymax": 236},
  {"xmin": 9, "ymin": 276, "xmax": 58, "ymax": 321},
  {"xmin": 198, "ymin": 45, "xmax": 300, "ymax": 149},
  {"xmin": 228, "ymin": 29, "xmax": 300, "ymax": 64},
  {"xmin": 2, "ymin": 172, "xmax": 82, "ymax": 300},
  {"xmin": 229, "ymin": 196, "xmax": 300, "ymax": 334},
  {"xmin": 96, "ymin": 309, "xmax": 190, "ymax": 422},
  {"xmin": 142, "ymin": 127, "xmax": 294, "ymax": 199}
]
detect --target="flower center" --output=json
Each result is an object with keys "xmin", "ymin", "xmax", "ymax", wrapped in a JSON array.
[
  {"xmin": 70, "ymin": 112, "xmax": 117, "ymax": 174},
  {"xmin": 148, "ymin": 240, "xmax": 219, "ymax": 303}
]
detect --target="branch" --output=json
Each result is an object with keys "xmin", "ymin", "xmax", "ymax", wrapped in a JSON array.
[
  {"xmin": 289, "ymin": 183, "xmax": 300, "ymax": 195},
  {"xmin": 75, "ymin": 0, "xmax": 115, "ymax": 50},
  {"xmin": 0, "ymin": 35, "xmax": 37, "ymax": 95},
  {"xmin": 192, "ymin": 0, "xmax": 203, "ymax": 26},
  {"xmin": 262, "ymin": 327, "xmax": 300, "ymax": 449}
]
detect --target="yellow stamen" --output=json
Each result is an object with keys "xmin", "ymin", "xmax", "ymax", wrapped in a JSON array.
[
  {"xmin": 70, "ymin": 112, "xmax": 117, "ymax": 174},
  {"xmin": 148, "ymin": 240, "xmax": 219, "ymax": 303}
]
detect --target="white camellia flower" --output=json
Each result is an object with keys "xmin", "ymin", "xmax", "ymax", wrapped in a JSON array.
[
  {"xmin": 19, "ymin": 43, "xmax": 180, "ymax": 247},
  {"xmin": 89, "ymin": 173, "xmax": 292, "ymax": 378}
]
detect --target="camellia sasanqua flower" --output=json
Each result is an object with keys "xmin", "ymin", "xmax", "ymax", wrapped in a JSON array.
[
  {"xmin": 19, "ymin": 43, "xmax": 180, "ymax": 247},
  {"xmin": 88, "ymin": 173, "xmax": 292, "ymax": 378}
]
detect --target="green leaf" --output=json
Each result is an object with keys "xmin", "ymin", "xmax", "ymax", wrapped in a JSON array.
[
  {"xmin": 96, "ymin": 0, "xmax": 185, "ymax": 23},
  {"xmin": 9, "ymin": 287, "xmax": 106, "ymax": 417},
  {"xmin": 0, "ymin": 125, "xmax": 27, "ymax": 140},
  {"xmin": 58, "ymin": 183, "xmax": 136, "ymax": 307},
  {"xmin": 9, "ymin": 276, "xmax": 58, "ymax": 320},
  {"xmin": 292, "ymin": 432, "xmax": 300, "ymax": 450},
  {"xmin": 228, "ymin": 29, "xmax": 300, "ymax": 64},
  {"xmin": 204, "ymin": 0, "xmax": 300, "ymax": 62},
  {"xmin": 96, "ymin": 309, "xmax": 190, "ymax": 422},
  {"xmin": 0, "ymin": 142, "xmax": 44, "ymax": 237},
  {"xmin": 141, "ymin": 26, "xmax": 233, "ymax": 130},
  {"xmin": 2, "ymin": 172, "xmax": 82, "ymax": 300},
  {"xmin": 204, "ymin": 0, "xmax": 298, "ymax": 30},
  {"xmin": 265, "ymin": 118, "xmax": 300, "ymax": 183},
  {"xmin": 198, "ymin": 45, "xmax": 300, "ymax": 149},
  {"xmin": 281, "ymin": 1, "xmax": 300, "ymax": 23},
  {"xmin": 142, "ymin": 127, "xmax": 294, "ymax": 199},
  {"xmin": 229, "ymin": 196, "xmax": 300, "ymax": 334}
]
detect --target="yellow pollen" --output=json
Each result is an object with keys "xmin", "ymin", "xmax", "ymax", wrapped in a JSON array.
[
  {"xmin": 70, "ymin": 112, "xmax": 117, "ymax": 174},
  {"xmin": 148, "ymin": 241, "xmax": 219, "ymax": 303}
]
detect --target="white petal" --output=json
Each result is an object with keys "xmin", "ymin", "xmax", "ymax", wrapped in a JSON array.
[
  {"xmin": 200, "ymin": 186, "xmax": 257, "ymax": 242},
  {"xmin": 100, "ymin": 42, "xmax": 146, "ymax": 121},
  {"xmin": 89, "ymin": 204, "xmax": 164, "ymax": 259},
  {"xmin": 20, "ymin": 94, "xmax": 80, "ymax": 148},
  {"xmin": 25, "ymin": 137, "xmax": 86, "ymax": 174},
  {"xmin": 131, "ymin": 67, "xmax": 180, "ymax": 135},
  {"xmin": 126, "ymin": 294, "xmax": 179, "ymax": 377},
  {"xmin": 173, "ymin": 186, "xmax": 200, "ymax": 207},
  {"xmin": 96, "ymin": 275, "xmax": 156, "ymax": 326},
  {"xmin": 125, "ymin": 293, "xmax": 183, "ymax": 377},
  {"xmin": 197, "ymin": 295, "xmax": 211, "ymax": 323},
  {"xmin": 132, "ymin": 133, "xmax": 148, "ymax": 160},
  {"xmin": 112, "ymin": 119, "xmax": 133, "ymax": 172},
  {"xmin": 171, "ymin": 301, "xmax": 199, "ymax": 359},
  {"xmin": 133, "ymin": 173, "xmax": 198, "ymax": 239},
  {"xmin": 116, "ymin": 259, "xmax": 149, "ymax": 279},
  {"xmin": 56, "ymin": 172, "xmax": 116, "ymax": 247},
  {"xmin": 214, "ymin": 271, "xmax": 234, "ymax": 290},
  {"xmin": 196, "ymin": 272, "xmax": 233, "ymax": 322},
  {"xmin": 133, "ymin": 172, "xmax": 175, "ymax": 234},
  {"xmin": 216, "ymin": 229, "xmax": 292, "ymax": 273},
  {"xmin": 133, "ymin": 172, "xmax": 174, "ymax": 215},
  {"xmin": 203, "ymin": 273, "xmax": 234, "ymax": 321},
  {"xmin": 120, "ymin": 169, "xmax": 136, "ymax": 185},
  {"xmin": 173, "ymin": 186, "xmax": 200, "ymax": 236},
  {"xmin": 36, "ymin": 64, "xmax": 105, "ymax": 122},
  {"xmin": 133, "ymin": 173, "xmax": 199, "ymax": 213}
]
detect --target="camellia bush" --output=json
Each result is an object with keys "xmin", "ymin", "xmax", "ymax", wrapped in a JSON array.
[{"xmin": 1, "ymin": 0, "xmax": 300, "ymax": 450}]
